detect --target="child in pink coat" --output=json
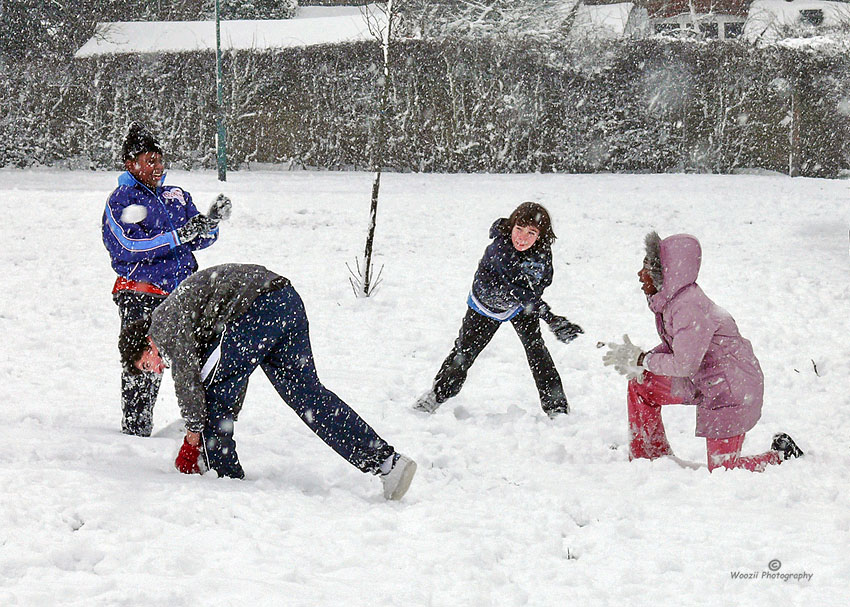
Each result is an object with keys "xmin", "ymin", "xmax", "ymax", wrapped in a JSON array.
[{"xmin": 603, "ymin": 232, "xmax": 803, "ymax": 472}]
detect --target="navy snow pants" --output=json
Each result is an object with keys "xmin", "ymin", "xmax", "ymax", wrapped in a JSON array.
[
  {"xmin": 115, "ymin": 290, "xmax": 166, "ymax": 436},
  {"xmin": 199, "ymin": 284, "xmax": 394, "ymax": 479},
  {"xmin": 433, "ymin": 307, "xmax": 568, "ymax": 414}
]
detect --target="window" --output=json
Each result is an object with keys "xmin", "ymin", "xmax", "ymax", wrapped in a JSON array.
[
  {"xmin": 724, "ymin": 22, "xmax": 744, "ymax": 39},
  {"xmin": 655, "ymin": 23, "xmax": 680, "ymax": 34},
  {"xmin": 700, "ymin": 22, "xmax": 719, "ymax": 39},
  {"xmin": 800, "ymin": 9, "xmax": 824, "ymax": 26}
]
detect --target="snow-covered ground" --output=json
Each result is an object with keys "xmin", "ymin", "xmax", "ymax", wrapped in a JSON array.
[{"xmin": 0, "ymin": 169, "xmax": 847, "ymax": 606}]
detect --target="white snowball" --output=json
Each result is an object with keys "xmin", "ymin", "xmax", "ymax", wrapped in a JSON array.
[{"xmin": 120, "ymin": 204, "xmax": 148, "ymax": 224}]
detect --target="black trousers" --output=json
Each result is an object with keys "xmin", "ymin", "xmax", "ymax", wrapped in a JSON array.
[
  {"xmin": 114, "ymin": 290, "xmax": 165, "ymax": 436},
  {"xmin": 433, "ymin": 307, "xmax": 568, "ymax": 414}
]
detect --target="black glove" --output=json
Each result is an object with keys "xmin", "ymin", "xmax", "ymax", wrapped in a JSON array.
[
  {"xmin": 536, "ymin": 301, "xmax": 555, "ymax": 324},
  {"xmin": 547, "ymin": 315, "xmax": 583, "ymax": 343},
  {"xmin": 176, "ymin": 214, "xmax": 217, "ymax": 244},
  {"xmin": 208, "ymin": 194, "xmax": 232, "ymax": 222}
]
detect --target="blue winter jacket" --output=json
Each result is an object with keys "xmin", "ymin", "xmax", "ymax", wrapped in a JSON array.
[
  {"xmin": 468, "ymin": 218, "xmax": 553, "ymax": 321},
  {"xmin": 102, "ymin": 172, "xmax": 218, "ymax": 293}
]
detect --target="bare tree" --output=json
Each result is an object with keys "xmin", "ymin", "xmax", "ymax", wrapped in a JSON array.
[
  {"xmin": 403, "ymin": 0, "xmax": 579, "ymax": 40},
  {"xmin": 347, "ymin": 1, "xmax": 401, "ymax": 297}
]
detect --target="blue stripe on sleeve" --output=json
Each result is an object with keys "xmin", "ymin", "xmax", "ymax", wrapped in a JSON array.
[{"xmin": 105, "ymin": 204, "xmax": 178, "ymax": 252}]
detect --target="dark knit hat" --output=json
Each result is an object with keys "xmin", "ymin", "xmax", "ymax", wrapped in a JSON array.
[{"xmin": 122, "ymin": 122, "xmax": 163, "ymax": 162}]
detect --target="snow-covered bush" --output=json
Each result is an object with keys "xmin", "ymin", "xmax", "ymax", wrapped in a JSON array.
[
  {"xmin": 1, "ymin": 37, "xmax": 849, "ymax": 176},
  {"xmin": 216, "ymin": 0, "xmax": 298, "ymax": 20}
]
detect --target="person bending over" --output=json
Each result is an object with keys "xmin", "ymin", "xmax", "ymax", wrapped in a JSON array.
[{"xmin": 120, "ymin": 263, "xmax": 416, "ymax": 500}]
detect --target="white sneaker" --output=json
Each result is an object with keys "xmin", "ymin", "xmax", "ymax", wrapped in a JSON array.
[
  {"xmin": 381, "ymin": 453, "xmax": 417, "ymax": 500},
  {"xmin": 413, "ymin": 390, "xmax": 440, "ymax": 413}
]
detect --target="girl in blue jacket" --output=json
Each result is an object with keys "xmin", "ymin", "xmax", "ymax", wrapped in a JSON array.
[{"xmin": 415, "ymin": 202, "xmax": 582, "ymax": 417}]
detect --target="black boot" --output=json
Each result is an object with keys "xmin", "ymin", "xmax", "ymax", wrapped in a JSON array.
[
  {"xmin": 542, "ymin": 398, "xmax": 569, "ymax": 418},
  {"xmin": 771, "ymin": 433, "xmax": 804, "ymax": 460}
]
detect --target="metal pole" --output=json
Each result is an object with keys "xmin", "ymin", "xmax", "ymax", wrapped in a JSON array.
[
  {"xmin": 789, "ymin": 79, "xmax": 800, "ymax": 177},
  {"xmin": 215, "ymin": 0, "xmax": 227, "ymax": 181}
]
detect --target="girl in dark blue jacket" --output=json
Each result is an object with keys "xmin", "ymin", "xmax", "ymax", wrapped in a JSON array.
[{"xmin": 415, "ymin": 202, "xmax": 582, "ymax": 417}]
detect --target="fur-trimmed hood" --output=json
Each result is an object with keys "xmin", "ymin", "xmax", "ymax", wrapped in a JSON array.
[
  {"xmin": 646, "ymin": 233, "xmax": 702, "ymax": 313},
  {"xmin": 643, "ymin": 231, "xmax": 663, "ymax": 290}
]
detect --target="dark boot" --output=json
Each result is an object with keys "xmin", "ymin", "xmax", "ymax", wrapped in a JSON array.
[
  {"xmin": 541, "ymin": 382, "xmax": 570, "ymax": 418},
  {"xmin": 542, "ymin": 398, "xmax": 569, "ymax": 418},
  {"xmin": 771, "ymin": 433, "xmax": 804, "ymax": 460},
  {"xmin": 201, "ymin": 425, "xmax": 245, "ymax": 479}
]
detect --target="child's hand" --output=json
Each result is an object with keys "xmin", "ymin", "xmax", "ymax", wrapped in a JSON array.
[
  {"xmin": 602, "ymin": 335, "xmax": 645, "ymax": 382},
  {"xmin": 208, "ymin": 193, "xmax": 232, "ymax": 221},
  {"xmin": 175, "ymin": 435, "xmax": 202, "ymax": 474},
  {"xmin": 176, "ymin": 214, "xmax": 217, "ymax": 243},
  {"xmin": 548, "ymin": 316, "xmax": 583, "ymax": 343}
]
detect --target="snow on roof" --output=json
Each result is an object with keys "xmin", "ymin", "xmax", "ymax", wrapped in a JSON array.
[
  {"xmin": 296, "ymin": 5, "xmax": 372, "ymax": 20},
  {"xmin": 74, "ymin": 4, "xmax": 387, "ymax": 57},
  {"xmin": 570, "ymin": 3, "xmax": 648, "ymax": 39},
  {"xmin": 743, "ymin": 0, "xmax": 850, "ymax": 42}
]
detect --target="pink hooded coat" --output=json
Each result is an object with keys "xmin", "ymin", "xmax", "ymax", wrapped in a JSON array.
[{"xmin": 643, "ymin": 234, "xmax": 763, "ymax": 439}]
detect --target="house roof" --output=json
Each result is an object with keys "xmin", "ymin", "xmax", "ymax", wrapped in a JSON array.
[{"xmin": 74, "ymin": 4, "xmax": 386, "ymax": 57}]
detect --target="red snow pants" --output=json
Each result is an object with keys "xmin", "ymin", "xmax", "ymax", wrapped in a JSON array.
[{"xmin": 627, "ymin": 372, "xmax": 782, "ymax": 472}]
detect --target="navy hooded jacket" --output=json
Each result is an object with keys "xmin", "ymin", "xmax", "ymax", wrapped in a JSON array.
[
  {"xmin": 468, "ymin": 218, "xmax": 553, "ymax": 321},
  {"xmin": 102, "ymin": 172, "xmax": 218, "ymax": 293}
]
